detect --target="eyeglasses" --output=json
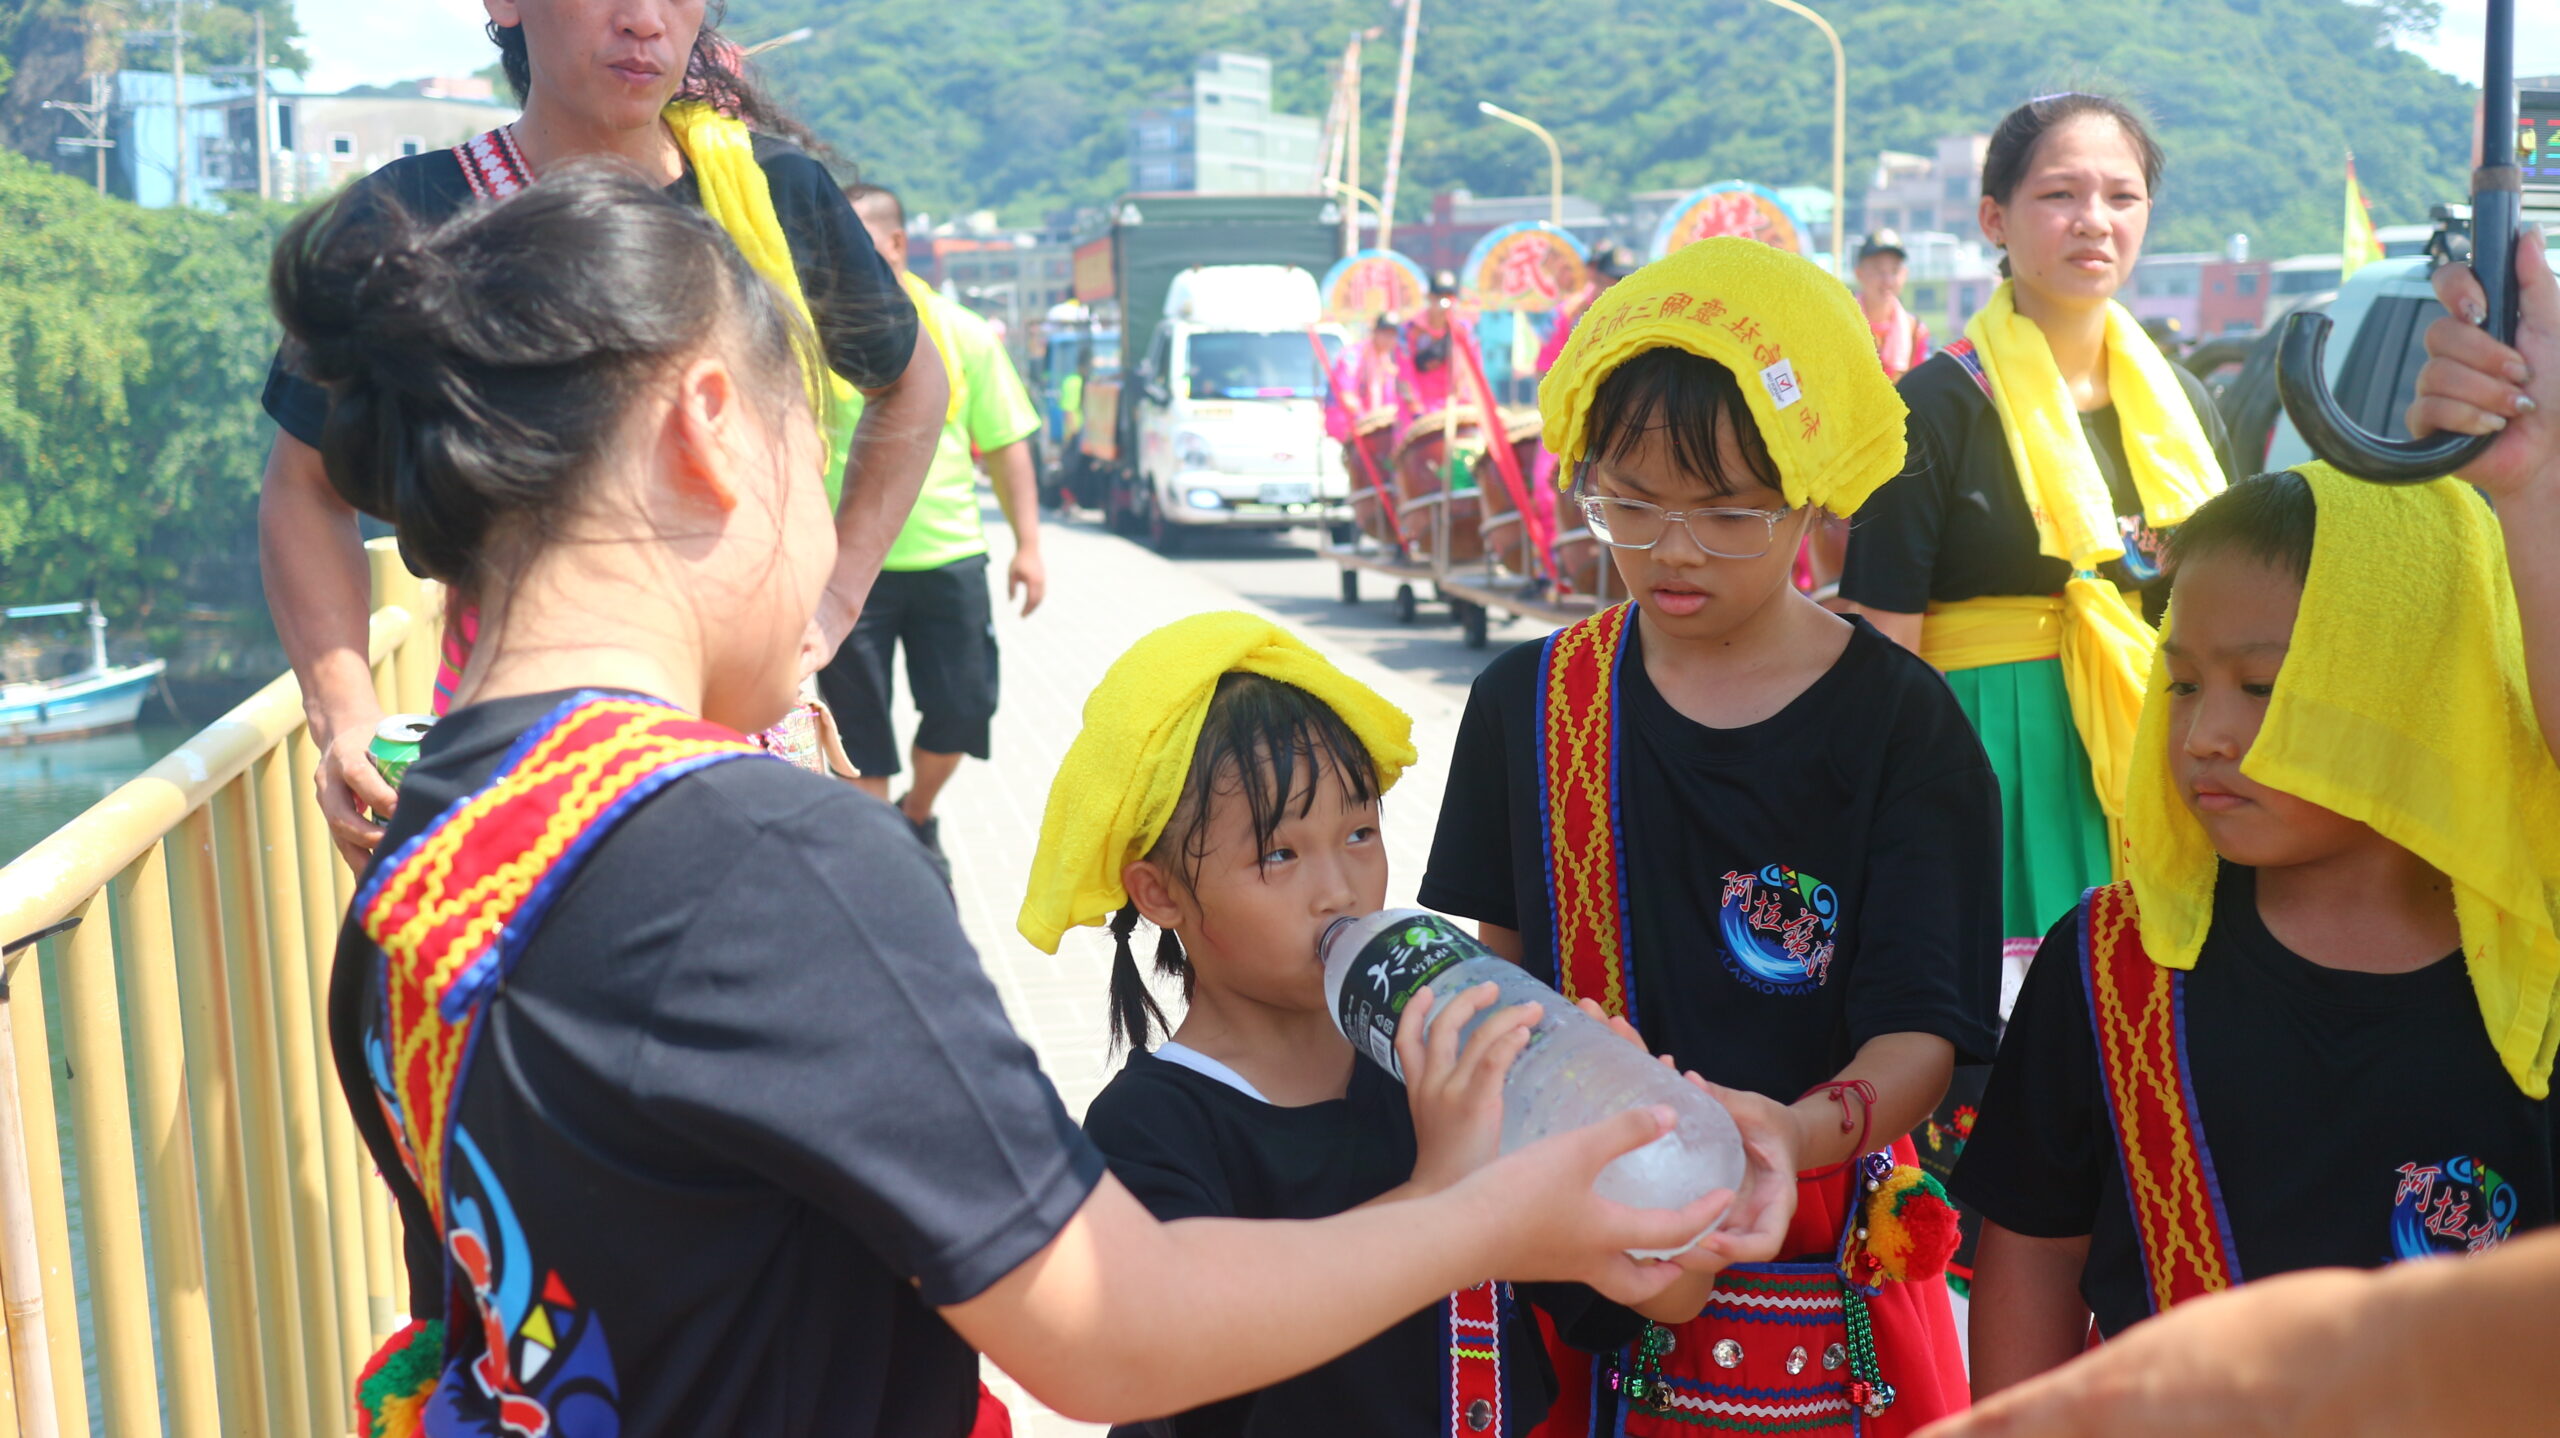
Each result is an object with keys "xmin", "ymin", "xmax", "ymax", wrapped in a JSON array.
[{"xmin": 1575, "ymin": 487, "xmax": 1795, "ymax": 558}]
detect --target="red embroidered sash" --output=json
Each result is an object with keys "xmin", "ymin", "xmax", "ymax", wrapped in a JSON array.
[
  {"xmin": 356, "ymin": 694, "xmax": 765, "ymax": 1228},
  {"xmin": 1537, "ymin": 602, "xmax": 1639, "ymax": 1021},
  {"xmin": 2078, "ymin": 880, "xmax": 2242, "ymax": 1315},
  {"xmin": 1446, "ymin": 1281, "xmax": 1508, "ymax": 1435}
]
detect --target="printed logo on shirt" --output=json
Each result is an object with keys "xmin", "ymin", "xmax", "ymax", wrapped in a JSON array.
[
  {"xmin": 2114, "ymin": 512, "xmax": 2169, "ymax": 584},
  {"xmin": 1716, "ymin": 865, "xmax": 1840, "ymax": 995},
  {"xmin": 443, "ymin": 1123, "xmax": 625, "ymax": 1435},
  {"xmin": 2390, "ymin": 1155, "xmax": 2519, "ymax": 1260}
]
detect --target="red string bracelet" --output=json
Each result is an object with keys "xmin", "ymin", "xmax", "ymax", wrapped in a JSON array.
[{"xmin": 1796, "ymin": 1079, "xmax": 1878, "ymax": 1180}]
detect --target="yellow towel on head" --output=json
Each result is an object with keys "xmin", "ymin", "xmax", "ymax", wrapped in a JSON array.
[
  {"xmin": 1018, "ymin": 613, "xmax": 1418, "ymax": 955},
  {"xmin": 662, "ymin": 102, "xmax": 865, "ymax": 483},
  {"xmin": 1538, "ymin": 238, "xmax": 1907, "ymax": 517},
  {"xmin": 2125, "ymin": 465, "xmax": 2560, "ymax": 1096},
  {"xmin": 1962, "ymin": 282, "xmax": 2223, "ymax": 569}
]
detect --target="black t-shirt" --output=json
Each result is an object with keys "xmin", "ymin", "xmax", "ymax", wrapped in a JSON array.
[
  {"xmin": 1420, "ymin": 618, "xmax": 2004, "ymax": 1106},
  {"xmin": 1839, "ymin": 352, "xmax": 2238, "ymax": 616},
  {"xmin": 1084, "ymin": 1048, "xmax": 1560, "ymax": 1437},
  {"xmin": 328, "ymin": 690, "xmax": 1103, "ymax": 1438},
  {"xmin": 264, "ymin": 132, "xmax": 917, "ymax": 447},
  {"xmin": 1951, "ymin": 866, "xmax": 2558, "ymax": 1339}
]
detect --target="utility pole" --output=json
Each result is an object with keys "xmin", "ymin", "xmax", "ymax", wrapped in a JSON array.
[
  {"xmin": 206, "ymin": 9, "xmax": 273, "ymax": 200},
  {"xmin": 1341, "ymin": 32, "xmax": 1371, "ymax": 257},
  {"xmin": 44, "ymin": 72, "xmax": 116, "ymax": 195},
  {"xmin": 1377, "ymin": 0, "xmax": 1421, "ymax": 250},
  {"xmin": 127, "ymin": 0, "xmax": 190, "ymax": 208}
]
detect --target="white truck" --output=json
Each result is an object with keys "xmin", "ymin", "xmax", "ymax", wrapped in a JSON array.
[{"xmin": 1117, "ymin": 265, "xmax": 1351, "ymax": 552}]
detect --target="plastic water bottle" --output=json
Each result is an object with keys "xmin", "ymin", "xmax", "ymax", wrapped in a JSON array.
[{"xmin": 1322, "ymin": 908, "xmax": 1745, "ymax": 1256}]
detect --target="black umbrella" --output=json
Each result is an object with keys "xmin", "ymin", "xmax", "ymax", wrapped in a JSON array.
[{"xmin": 2275, "ymin": 0, "xmax": 2522, "ymax": 482}]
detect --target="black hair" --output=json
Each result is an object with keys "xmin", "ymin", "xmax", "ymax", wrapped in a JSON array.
[
  {"xmin": 1106, "ymin": 672, "xmax": 1383, "ymax": 1054},
  {"xmin": 1981, "ymin": 93, "xmax": 2166, "ymax": 278},
  {"xmin": 2166, "ymin": 470, "xmax": 2316, "ymax": 588},
  {"xmin": 269, "ymin": 165, "xmax": 817, "ymax": 590},
  {"xmin": 488, "ymin": 6, "xmax": 824, "ymax": 154},
  {"xmin": 843, "ymin": 182, "xmax": 904, "ymax": 229},
  {"xmin": 1577, "ymin": 347, "xmax": 1784, "ymax": 501}
]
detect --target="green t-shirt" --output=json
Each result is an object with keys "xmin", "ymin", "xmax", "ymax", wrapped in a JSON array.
[{"xmin": 851, "ymin": 286, "xmax": 1042, "ymax": 572}]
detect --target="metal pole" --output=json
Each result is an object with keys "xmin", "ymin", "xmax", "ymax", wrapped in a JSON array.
[
  {"xmin": 1478, "ymin": 101, "xmax": 1563, "ymax": 225},
  {"xmin": 170, "ymin": 0, "xmax": 187, "ymax": 210},
  {"xmin": 253, "ymin": 11, "xmax": 270, "ymax": 202},
  {"xmin": 1755, "ymin": 0, "xmax": 1846, "ymax": 275},
  {"xmin": 1377, "ymin": 0, "xmax": 1421, "ymax": 250},
  {"xmin": 1344, "ymin": 37, "xmax": 1364, "ymax": 257}
]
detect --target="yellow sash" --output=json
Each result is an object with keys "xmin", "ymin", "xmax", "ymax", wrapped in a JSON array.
[{"xmin": 1922, "ymin": 581, "xmax": 2150, "ymax": 829}]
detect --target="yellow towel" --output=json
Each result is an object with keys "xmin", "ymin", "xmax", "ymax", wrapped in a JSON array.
[
  {"xmin": 1919, "ymin": 582, "xmax": 2147, "ymax": 830},
  {"xmin": 1962, "ymin": 282, "xmax": 2223, "ymax": 570},
  {"xmin": 1017, "ymin": 613, "xmax": 1419, "ymax": 954},
  {"xmin": 2125, "ymin": 466, "xmax": 2560, "ymax": 1096},
  {"xmin": 1538, "ymin": 238, "xmax": 1907, "ymax": 517},
  {"xmin": 662, "ymin": 102, "xmax": 863, "ymax": 482}
]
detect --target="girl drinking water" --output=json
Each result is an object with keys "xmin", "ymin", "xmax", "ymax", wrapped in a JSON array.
[
  {"xmin": 1019, "ymin": 616, "xmax": 1797, "ymax": 1435},
  {"xmin": 300, "ymin": 168, "xmax": 1740, "ymax": 1438}
]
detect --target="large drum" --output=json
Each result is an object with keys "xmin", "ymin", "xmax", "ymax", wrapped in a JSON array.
[
  {"xmin": 1471, "ymin": 409, "xmax": 1548, "ymax": 576},
  {"xmin": 1391, "ymin": 408, "xmax": 1487, "ymax": 566},
  {"xmin": 1343, "ymin": 407, "xmax": 1401, "ymax": 549}
]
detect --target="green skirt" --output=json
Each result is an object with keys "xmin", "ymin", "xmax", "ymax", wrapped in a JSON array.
[{"xmin": 1944, "ymin": 656, "xmax": 2113, "ymax": 945}]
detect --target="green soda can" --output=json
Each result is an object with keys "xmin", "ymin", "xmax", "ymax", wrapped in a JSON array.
[{"xmin": 368, "ymin": 714, "xmax": 436, "ymax": 796}]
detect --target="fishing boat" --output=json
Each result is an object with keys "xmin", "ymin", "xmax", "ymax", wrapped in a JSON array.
[{"xmin": 0, "ymin": 602, "xmax": 167, "ymax": 744}]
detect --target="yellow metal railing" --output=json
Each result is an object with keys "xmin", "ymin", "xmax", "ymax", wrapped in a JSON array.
[{"xmin": 0, "ymin": 540, "xmax": 441, "ymax": 1438}]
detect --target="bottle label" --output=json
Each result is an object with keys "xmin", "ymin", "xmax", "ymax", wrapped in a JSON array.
[{"xmin": 1335, "ymin": 911, "xmax": 1481, "ymax": 1079}]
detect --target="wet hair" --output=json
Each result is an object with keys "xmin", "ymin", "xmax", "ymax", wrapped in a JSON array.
[
  {"xmin": 844, "ymin": 182, "xmax": 904, "ymax": 228},
  {"xmin": 2166, "ymin": 470, "xmax": 2316, "ymax": 588},
  {"xmin": 1577, "ymin": 347, "xmax": 1784, "ymax": 501},
  {"xmin": 1106, "ymin": 672, "xmax": 1383, "ymax": 1053},
  {"xmin": 488, "ymin": 5, "xmax": 823, "ymax": 153},
  {"xmin": 1981, "ymin": 93, "xmax": 2165, "ymax": 278},
  {"xmin": 269, "ymin": 166, "xmax": 818, "ymax": 590}
]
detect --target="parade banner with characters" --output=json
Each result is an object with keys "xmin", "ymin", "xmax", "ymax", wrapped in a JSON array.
[
  {"xmin": 1461, "ymin": 221, "xmax": 1591, "ymax": 312},
  {"xmin": 1648, "ymin": 181, "xmax": 1810, "ymax": 261},
  {"xmin": 1320, "ymin": 249, "xmax": 1431, "ymax": 322}
]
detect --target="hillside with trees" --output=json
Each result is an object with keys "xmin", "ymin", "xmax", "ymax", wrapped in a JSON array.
[{"xmin": 735, "ymin": 0, "xmax": 2472, "ymax": 257}]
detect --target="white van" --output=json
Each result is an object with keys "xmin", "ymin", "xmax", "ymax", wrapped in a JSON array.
[{"xmin": 1126, "ymin": 265, "xmax": 1350, "ymax": 552}]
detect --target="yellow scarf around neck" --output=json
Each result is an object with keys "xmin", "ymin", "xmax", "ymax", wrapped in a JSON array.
[
  {"xmin": 1962, "ymin": 281, "xmax": 2224, "ymax": 570},
  {"xmin": 662, "ymin": 102, "xmax": 861, "ymax": 487},
  {"xmin": 2125, "ymin": 467, "xmax": 2560, "ymax": 1096}
]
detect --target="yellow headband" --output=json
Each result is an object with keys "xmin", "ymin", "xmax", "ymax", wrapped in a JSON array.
[
  {"xmin": 1017, "ymin": 612, "xmax": 1417, "ymax": 955},
  {"xmin": 1538, "ymin": 238, "xmax": 1907, "ymax": 517}
]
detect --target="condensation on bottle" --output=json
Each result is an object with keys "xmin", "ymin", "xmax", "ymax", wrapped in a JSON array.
[{"xmin": 1321, "ymin": 908, "xmax": 1745, "ymax": 1257}]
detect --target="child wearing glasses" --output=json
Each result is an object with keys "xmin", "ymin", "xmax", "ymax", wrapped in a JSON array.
[{"xmin": 1423, "ymin": 239, "xmax": 1997, "ymax": 1436}]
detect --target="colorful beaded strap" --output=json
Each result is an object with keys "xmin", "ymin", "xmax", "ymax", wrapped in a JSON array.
[
  {"xmin": 453, "ymin": 124, "xmax": 533, "ymax": 199},
  {"xmin": 356, "ymin": 693, "xmax": 767, "ymax": 1229},
  {"xmin": 2078, "ymin": 880, "xmax": 2242, "ymax": 1315},
  {"xmin": 1445, "ymin": 1281, "xmax": 1508, "ymax": 1435},
  {"xmin": 1536, "ymin": 601, "xmax": 1639, "ymax": 1021}
]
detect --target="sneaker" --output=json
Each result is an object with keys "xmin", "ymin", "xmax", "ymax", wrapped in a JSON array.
[{"xmin": 902, "ymin": 804, "xmax": 952, "ymax": 888}]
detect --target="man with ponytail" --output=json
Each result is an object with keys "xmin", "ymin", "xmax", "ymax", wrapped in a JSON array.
[{"xmin": 258, "ymin": 0, "xmax": 948, "ymax": 866}]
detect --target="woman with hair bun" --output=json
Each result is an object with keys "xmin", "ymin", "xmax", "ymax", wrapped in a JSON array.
[
  {"xmin": 1837, "ymin": 92, "xmax": 2239, "ymax": 1304},
  {"xmin": 259, "ymin": 0, "xmax": 948, "ymax": 868},
  {"xmin": 305, "ymin": 169, "xmax": 1738, "ymax": 1438}
]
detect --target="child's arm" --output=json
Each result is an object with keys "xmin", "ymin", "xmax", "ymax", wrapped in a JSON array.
[
  {"xmin": 1377, "ymin": 981, "xmax": 1541, "ymax": 1202},
  {"xmin": 2416, "ymin": 230, "xmax": 2560, "ymax": 761},
  {"xmin": 1779, "ymin": 1031, "xmax": 1955, "ymax": 1175},
  {"xmin": 941, "ymin": 1109, "xmax": 1730, "ymax": 1423},
  {"xmin": 1967, "ymin": 1222, "xmax": 2093, "ymax": 1397}
]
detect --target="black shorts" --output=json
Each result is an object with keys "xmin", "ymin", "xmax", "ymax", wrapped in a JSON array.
[{"xmin": 818, "ymin": 554, "xmax": 1000, "ymax": 777}]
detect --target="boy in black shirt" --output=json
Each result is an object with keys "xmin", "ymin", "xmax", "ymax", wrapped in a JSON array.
[
  {"xmin": 1426, "ymin": 239, "xmax": 1998, "ymax": 1434},
  {"xmin": 1955, "ymin": 468, "xmax": 2560, "ymax": 1395}
]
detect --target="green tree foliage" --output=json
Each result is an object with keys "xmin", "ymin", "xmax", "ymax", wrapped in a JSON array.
[
  {"xmin": 0, "ymin": 148, "xmax": 281, "ymax": 623},
  {"xmin": 732, "ymin": 0, "xmax": 2473, "ymax": 256}
]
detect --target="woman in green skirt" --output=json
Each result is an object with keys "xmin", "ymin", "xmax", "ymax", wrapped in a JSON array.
[{"xmin": 1838, "ymin": 93, "xmax": 2235, "ymax": 1287}]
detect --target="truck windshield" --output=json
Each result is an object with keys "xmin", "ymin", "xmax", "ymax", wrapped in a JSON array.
[{"xmin": 1185, "ymin": 332, "xmax": 1339, "ymax": 399}]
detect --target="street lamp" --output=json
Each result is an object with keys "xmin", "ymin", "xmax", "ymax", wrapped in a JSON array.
[
  {"xmin": 743, "ymin": 26, "xmax": 815, "ymax": 56},
  {"xmin": 1477, "ymin": 100, "xmax": 1563, "ymax": 227},
  {"xmin": 1323, "ymin": 177, "xmax": 1390, "ymax": 238},
  {"xmin": 1750, "ymin": 0, "xmax": 1847, "ymax": 277}
]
